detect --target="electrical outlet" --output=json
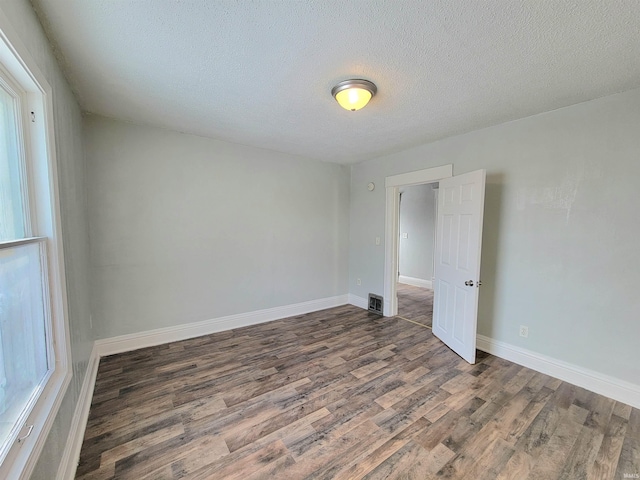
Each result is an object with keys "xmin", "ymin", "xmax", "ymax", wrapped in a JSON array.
[
  {"xmin": 519, "ymin": 325, "xmax": 529, "ymax": 338},
  {"xmin": 356, "ymin": 278, "xmax": 362, "ymax": 286},
  {"xmin": 375, "ymin": 236, "xmax": 380, "ymax": 245}
]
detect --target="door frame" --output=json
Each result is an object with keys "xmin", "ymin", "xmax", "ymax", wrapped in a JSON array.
[{"xmin": 383, "ymin": 164, "xmax": 453, "ymax": 316}]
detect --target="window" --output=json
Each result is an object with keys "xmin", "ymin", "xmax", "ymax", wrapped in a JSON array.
[{"xmin": 0, "ymin": 12, "xmax": 71, "ymax": 479}]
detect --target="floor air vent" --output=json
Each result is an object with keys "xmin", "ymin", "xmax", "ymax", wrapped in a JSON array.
[{"xmin": 368, "ymin": 294, "xmax": 383, "ymax": 315}]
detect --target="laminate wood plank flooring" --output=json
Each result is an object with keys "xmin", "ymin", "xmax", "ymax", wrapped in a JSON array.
[
  {"xmin": 76, "ymin": 305, "xmax": 639, "ymax": 479},
  {"xmin": 397, "ymin": 282, "xmax": 433, "ymax": 328}
]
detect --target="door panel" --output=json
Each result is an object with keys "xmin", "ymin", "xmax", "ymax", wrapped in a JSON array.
[
  {"xmin": 432, "ymin": 170, "xmax": 486, "ymax": 364},
  {"xmin": 458, "ymin": 214, "xmax": 472, "ymax": 270},
  {"xmin": 435, "ymin": 279, "xmax": 450, "ymax": 332},
  {"xmin": 441, "ymin": 214, "xmax": 454, "ymax": 266}
]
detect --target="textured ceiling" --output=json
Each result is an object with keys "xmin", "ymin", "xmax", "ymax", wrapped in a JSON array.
[{"xmin": 32, "ymin": 0, "xmax": 640, "ymax": 164}]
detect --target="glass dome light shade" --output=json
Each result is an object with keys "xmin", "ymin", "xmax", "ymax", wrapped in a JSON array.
[{"xmin": 331, "ymin": 79, "xmax": 377, "ymax": 111}]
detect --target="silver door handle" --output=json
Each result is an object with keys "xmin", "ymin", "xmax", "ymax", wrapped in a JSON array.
[{"xmin": 465, "ymin": 280, "xmax": 474, "ymax": 286}]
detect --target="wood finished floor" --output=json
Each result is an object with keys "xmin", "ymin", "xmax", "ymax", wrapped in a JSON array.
[
  {"xmin": 76, "ymin": 305, "xmax": 639, "ymax": 479},
  {"xmin": 397, "ymin": 283, "xmax": 433, "ymax": 328}
]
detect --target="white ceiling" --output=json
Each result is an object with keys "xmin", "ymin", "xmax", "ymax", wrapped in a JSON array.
[{"xmin": 32, "ymin": 0, "xmax": 640, "ymax": 164}]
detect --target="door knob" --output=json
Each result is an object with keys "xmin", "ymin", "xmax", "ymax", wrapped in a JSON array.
[{"xmin": 465, "ymin": 280, "xmax": 474, "ymax": 286}]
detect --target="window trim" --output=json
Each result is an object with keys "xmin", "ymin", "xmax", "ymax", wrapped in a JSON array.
[
  {"xmin": 0, "ymin": 237, "xmax": 47, "ymax": 249},
  {"xmin": 0, "ymin": 63, "xmax": 33, "ymax": 238},
  {"xmin": 0, "ymin": 7, "xmax": 72, "ymax": 480}
]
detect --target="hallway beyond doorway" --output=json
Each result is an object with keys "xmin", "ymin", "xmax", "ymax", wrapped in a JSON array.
[{"xmin": 397, "ymin": 282, "xmax": 433, "ymax": 328}]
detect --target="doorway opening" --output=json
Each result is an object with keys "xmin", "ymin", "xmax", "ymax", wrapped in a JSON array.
[
  {"xmin": 384, "ymin": 165, "xmax": 487, "ymax": 364},
  {"xmin": 382, "ymin": 164, "xmax": 452, "ymax": 318},
  {"xmin": 396, "ymin": 183, "xmax": 438, "ymax": 328}
]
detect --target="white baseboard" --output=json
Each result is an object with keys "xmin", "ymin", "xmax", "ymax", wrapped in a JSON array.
[
  {"xmin": 95, "ymin": 294, "xmax": 349, "ymax": 357},
  {"xmin": 56, "ymin": 344, "xmax": 100, "ymax": 480},
  {"xmin": 398, "ymin": 275, "xmax": 432, "ymax": 289},
  {"xmin": 476, "ymin": 335, "xmax": 640, "ymax": 409},
  {"xmin": 348, "ymin": 294, "xmax": 368, "ymax": 310}
]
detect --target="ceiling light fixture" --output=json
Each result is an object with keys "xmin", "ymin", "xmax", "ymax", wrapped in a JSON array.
[{"xmin": 331, "ymin": 79, "xmax": 377, "ymax": 111}]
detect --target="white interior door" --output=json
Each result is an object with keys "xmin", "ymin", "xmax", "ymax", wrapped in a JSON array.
[{"xmin": 432, "ymin": 169, "xmax": 486, "ymax": 364}]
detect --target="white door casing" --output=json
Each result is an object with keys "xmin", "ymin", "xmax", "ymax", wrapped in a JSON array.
[
  {"xmin": 432, "ymin": 169, "xmax": 486, "ymax": 364},
  {"xmin": 383, "ymin": 165, "xmax": 453, "ymax": 317}
]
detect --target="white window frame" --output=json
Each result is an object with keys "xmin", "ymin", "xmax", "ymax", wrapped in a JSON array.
[{"xmin": 0, "ymin": 9, "xmax": 71, "ymax": 480}]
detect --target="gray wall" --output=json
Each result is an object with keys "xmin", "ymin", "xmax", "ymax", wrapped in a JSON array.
[
  {"xmin": 85, "ymin": 115, "xmax": 350, "ymax": 339},
  {"xmin": 0, "ymin": 1, "xmax": 93, "ymax": 478},
  {"xmin": 349, "ymin": 87, "xmax": 640, "ymax": 387},
  {"xmin": 398, "ymin": 184, "xmax": 436, "ymax": 282}
]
